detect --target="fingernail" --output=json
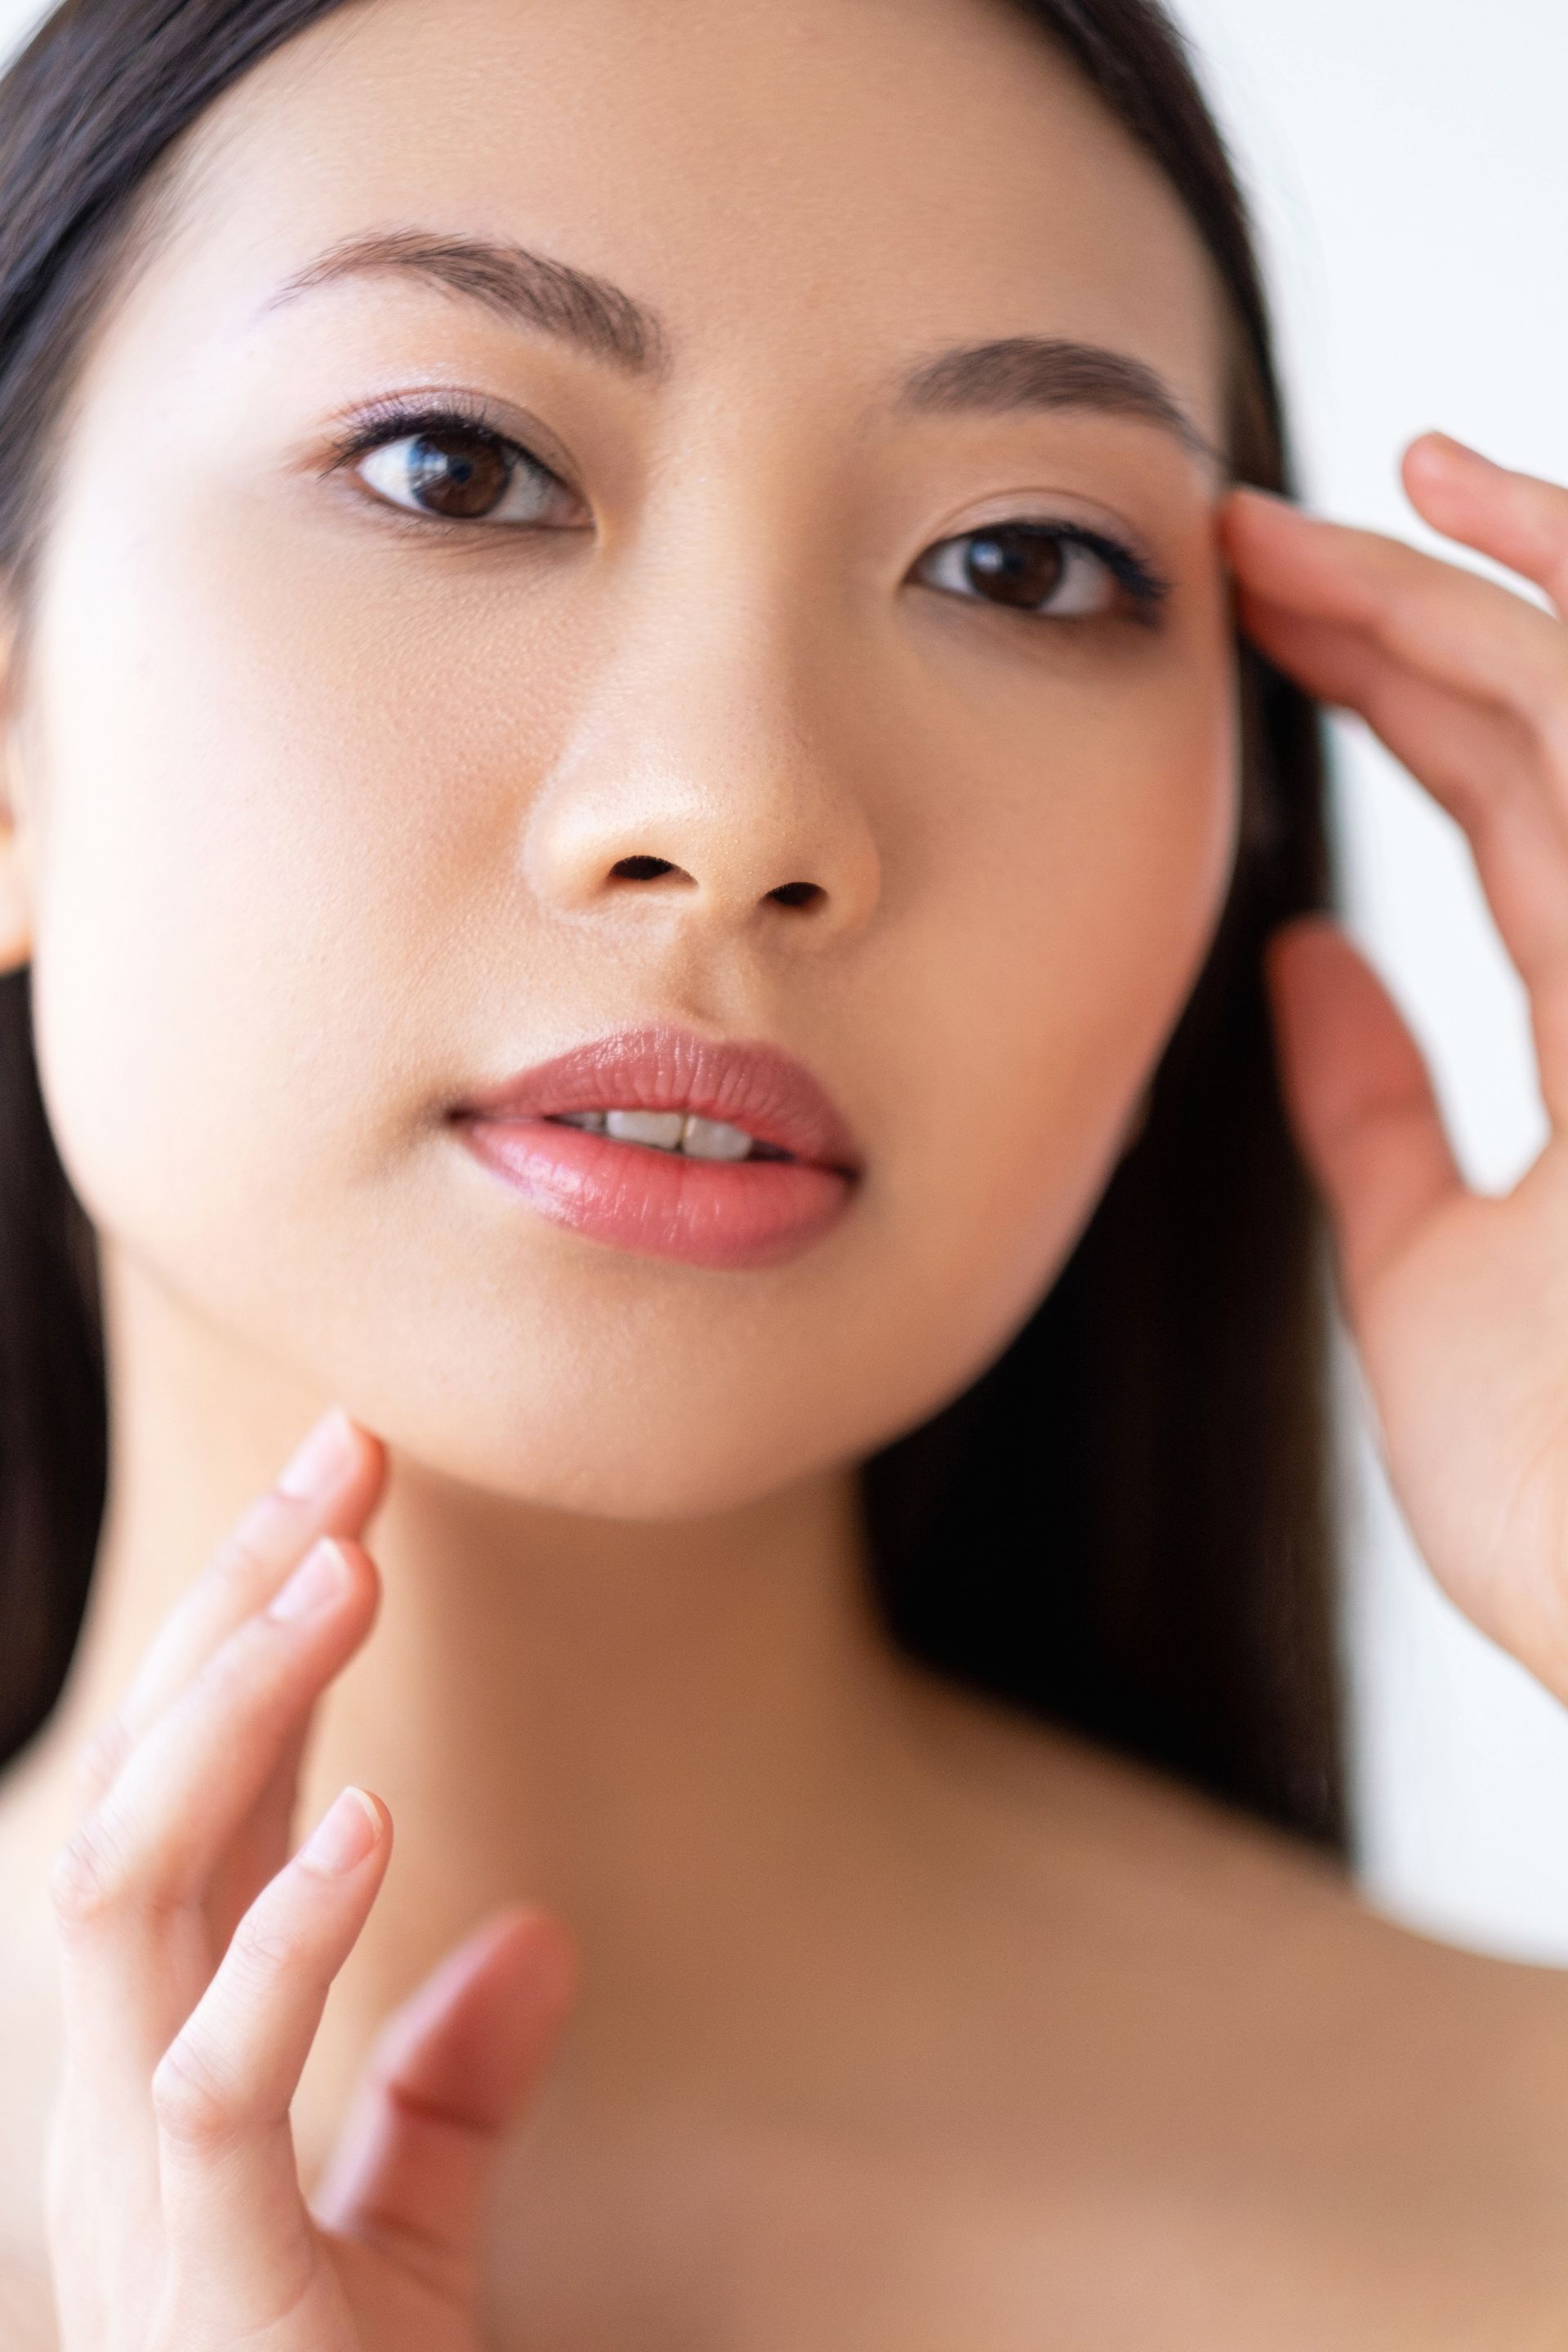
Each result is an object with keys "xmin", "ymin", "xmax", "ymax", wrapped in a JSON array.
[
  {"xmin": 276, "ymin": 1406, "xmax": 356, "ymax": 1501},
  {"xmin": 297, "ymin": 1786, "xmax": 382, "ymax": 1877},
  {"xmin": 267, "ymin": 1536, "xmax": 352, "ymax": 1624}
]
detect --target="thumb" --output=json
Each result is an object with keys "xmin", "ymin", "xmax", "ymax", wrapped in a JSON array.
[
  {"xmin": 1266, "ymin": 915, "xmax": 1466, "ymax": 1303},
  {"xmin": 311, "ymin": 1904, "xmax": 578, "ymax": 2301}
]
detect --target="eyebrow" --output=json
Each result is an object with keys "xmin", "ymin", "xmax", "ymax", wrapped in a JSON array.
[
  {"xmin": 265, "ymin": 228, "xmax": 673, "ymax": 376},
  {"xmin": 891, "ymin": 336, "xmax": 1218, "ymax": 465},
  {"xmin": 266, "ymin": 229, "xmax": 1218, "ymax": 463}
]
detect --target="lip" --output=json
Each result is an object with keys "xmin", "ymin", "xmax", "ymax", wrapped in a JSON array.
[{"xmin": 448, "ymin": 1024, "xmax": 862, "ymax": 1270}]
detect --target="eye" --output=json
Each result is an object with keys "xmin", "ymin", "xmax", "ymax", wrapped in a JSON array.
[
  {"xmin": 345, "ymin": 415, "xmax": 581, "ymax": 527},
  {"xmin": 913, "ymin": 521, "xmax": 1167, "ymax": 622}
]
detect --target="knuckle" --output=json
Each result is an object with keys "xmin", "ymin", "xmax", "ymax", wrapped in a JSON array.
[
  {"xmin": 230, "ymin": 1906, "xmax": 313, "ymax": 1987},
  {"xmin": 72, "ymin": 1713, "xmax": 131, "ymax": 1802},
  {"xmin": 207, "ymin": 1499, "xmax": 292, "ymax": 1598},
  {"xmin": 47, "ymin": 1807, "xmax": 192, "ymax": 1937},
  {"xmin": 151, "ymin": 2033, "xmax": 243, "ymax": 2152},
  {"xmin": 195, "ymin": 1615, "xmax": 290, "ymax": 1717},
  {"xmin": 47, "ymin": 1815, "xmax": 130, "ymax": 1930}
]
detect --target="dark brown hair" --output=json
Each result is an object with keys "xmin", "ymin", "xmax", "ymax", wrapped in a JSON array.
[{"xmin": 0, "ymin": 0, "xmax": 1342, "ymax": 1847}]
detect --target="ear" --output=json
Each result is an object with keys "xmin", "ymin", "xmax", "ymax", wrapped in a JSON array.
[{"xmin": 0, "ymin": 607, "xmax": 33, "ymax": 974}]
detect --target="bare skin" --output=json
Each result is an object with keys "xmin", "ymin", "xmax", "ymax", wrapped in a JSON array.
[{"xmin": 2, "ymin": 0, "xmax": 1568, "ymax": 2342}]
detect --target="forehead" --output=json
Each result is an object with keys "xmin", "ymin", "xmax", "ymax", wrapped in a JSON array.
[{"xmin": 156, "ymin": 0, "xmax": 1227, "ymax": 434}]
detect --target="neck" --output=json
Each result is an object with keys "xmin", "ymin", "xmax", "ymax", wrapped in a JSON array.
[{"xmin": 14, "ymin": 1244, "xmax": 927, "ymax": 2136}]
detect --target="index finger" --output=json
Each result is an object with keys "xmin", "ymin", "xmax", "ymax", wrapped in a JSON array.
[
  {"xmin": 1402, "ymin": 431, "xmax": 1568, "ymax": 615},
  {"xmin": 76, "ymin": 1409, "xmax": 385, "ymax": 1806},
  {"xmin": 1221, "ymin": 483, "xmax": 1568, "ymax": 736}
]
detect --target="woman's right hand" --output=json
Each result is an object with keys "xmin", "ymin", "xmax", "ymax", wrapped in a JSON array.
[{"xmin": 42, "ymin": 1407, "xmax": 577, "ymax": 2351}]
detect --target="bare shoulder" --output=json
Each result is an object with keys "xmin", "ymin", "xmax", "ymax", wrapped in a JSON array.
[
  {"xmin": 875, "ymin": 1668, "xmax": 1568, "ymax": 2344},
  {"xmin": 901, "ymin": 1660, "xmax": 1568, "ymax": 2065}
]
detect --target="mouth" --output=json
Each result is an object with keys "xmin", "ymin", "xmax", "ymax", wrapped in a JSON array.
[
  {"xmin": 544, "ymin": 1106, "xmax": 800, "ymax": 1163},
  {"xmin": 448, "ymin": 1024, "xmax": 862, "ymax": 1270}
]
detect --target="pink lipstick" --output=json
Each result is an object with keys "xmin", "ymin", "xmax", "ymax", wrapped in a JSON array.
[{"xmin": 449, "ymin": 1025, "xmax": 862, "ymax": 1269}]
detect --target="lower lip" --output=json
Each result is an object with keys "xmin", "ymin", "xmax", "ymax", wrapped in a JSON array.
[{"xmin": 454, "ymin": 1115, "xmax": 856, "ymax": 1270}]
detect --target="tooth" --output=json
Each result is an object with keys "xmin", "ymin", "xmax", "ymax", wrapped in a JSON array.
[
  {"xmin": 557, "ymin": 1110, "xmax": 608, "ymax": 1133},
  {"xmin": 681, "ymin": 1115, "xmax": 753, "ymax": 1161},
  {"xmin": 605, "ymin": 1109, "xmax": 687, "ymax": 1152}
]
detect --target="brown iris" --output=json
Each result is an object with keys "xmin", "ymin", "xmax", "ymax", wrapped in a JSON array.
[
  {"xmin": 961, "ymin": 524, "xmax": 1067, "ymax": 609},
  {"xmin": 401, "ymin": 428, "xmax": 514, "ymax": 519}
]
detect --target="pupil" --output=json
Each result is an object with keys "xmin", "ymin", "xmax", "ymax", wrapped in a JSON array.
[
  {"xmin": 408, "ymin": 430, "xmax": 512, "ymax": 519},
  {"xmin": 965, "ymin": 527, "xmax": 1066, "ymax": 609}
]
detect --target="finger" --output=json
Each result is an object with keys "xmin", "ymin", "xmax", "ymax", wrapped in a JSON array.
[
  {"xmin": 208, "ymin": 1711, "xmax": 314, "ymax": 1953},
  {"xmin": 74, "ymin": 1408, "xmax": 385, "ymax": 1811},
  {"xmin": 1223, "ymin": 486, "xmax": 1568, "ymax": 736},
  {"xmin": 46, "ymin": 1572, "xmax": 370, "ymax": 2335},
  {"xmin": 1236, "ymin": 592, "xmax": 1544, "ymax": 833},
  {"xmin": 314, "ymin": 1905, "xmax": 578, "ymax": 2302},
  {"xmin": 150, "ymin": 1787, "xmax": 392, "ymax": 2341},
  {"xmin": 48, "ymin": 1538, "xmax": 379, "ymax": 2098},
  {"xmin": 1239, "ymin": 593, "xmax": 1568, "ymax": 1085},
  {"xmin": 1404, "ymin": 431, "xmax": 1568, "ymax": 616},
  {"xmin": 1267, "ymin": 916, "xmax": 1466, "ymax": 1301}
]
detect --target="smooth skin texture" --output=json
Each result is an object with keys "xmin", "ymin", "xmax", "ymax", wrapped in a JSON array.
[
  {"xmin": 0, "ymin": 0, "xmax": 1566, "ymax": 2343},
  {"xmin": 45, "ymin": 1420, "xmax": 578, "ymax": 2352}
]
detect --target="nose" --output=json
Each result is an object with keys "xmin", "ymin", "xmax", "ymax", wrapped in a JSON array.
[{"xmin": 519, "ymin": 593, "xmax": 884, "ymax": 951}]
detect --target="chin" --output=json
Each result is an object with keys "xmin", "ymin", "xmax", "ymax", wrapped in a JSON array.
[{"xmin": 320, "ymin": 1337, "xmax": 870, "ymax": 1523}]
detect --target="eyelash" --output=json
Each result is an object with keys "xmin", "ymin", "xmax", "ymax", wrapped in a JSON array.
[
  {"xmin": 1038, "ymin": 527, "xmax": 1168, "ymax": 614},
  {"xmin": 325, "ymin": 392, "xmax": 571, "ymax": 506},
  {"xmin": 325, "ymin": 396, "xmax": 1172, "ymax": 622}
]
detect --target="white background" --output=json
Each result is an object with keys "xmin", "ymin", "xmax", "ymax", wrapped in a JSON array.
[{"xmin": 2, "ymin": 0, "xmax": 1566, "ymax": 1956}]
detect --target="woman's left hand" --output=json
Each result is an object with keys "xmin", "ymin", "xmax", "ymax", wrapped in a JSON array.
[{"xmin": 1223, "ymin": 437, "xmax": 1568, "ymax": 1701}]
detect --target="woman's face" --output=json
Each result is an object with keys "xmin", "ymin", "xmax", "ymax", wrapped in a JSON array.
[{"xmin": 5, "ymin": 0, "xmax": 1236, "ymax": 1514}]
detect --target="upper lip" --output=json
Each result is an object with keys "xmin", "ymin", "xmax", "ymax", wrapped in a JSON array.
[{"xmin": 452, "ymin": 1024, "xmax": 863, "ymax": 1174}]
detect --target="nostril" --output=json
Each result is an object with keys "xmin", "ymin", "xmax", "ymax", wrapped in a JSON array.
[
  {"xmin": 611, "ymin": 854, "xmax": 684, "ymax": 883},
  {"xmin": 768, "ymin": 880, "xmax": 825, "ymax": 911}
]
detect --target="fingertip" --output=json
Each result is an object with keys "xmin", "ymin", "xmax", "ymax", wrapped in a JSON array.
[
  {"xmin": 1225, "ymin": 482, "xmax": 1295, "ymax": 508},
  {"xmin": 335, "ymin": 1416, "xmax": 390, "ymax": 1522},
  {"xmin": 270, "ymin": 1409, "xmax": 389, "ymax": 1551},
  {"xmin": 296, "ymin": 1783, "xmax": 390, "ymax": 1879},
  {"xmin": 1401, "ymin": 432, "xmax": 1503, "ymax": 519},
  {"xmin": 362, "ymin": 1901, "xmax": 579, "ymax": 2143},
  {"xmin": 1263, "ymin": 920, "xmax": 1370, "ymax": 1114},
  {"xmin": 1263, "ymin": 913, "xmax": 1343, "ymax": 993},
  {"xmin": 1267, "ymin": 910, "xmax": 1339, "ymax": 951},
  {"xmin": 1405, "ymin": 427, "xmax": 1491, "ymax": 474},
  {"xmin": 323, "ymin": 1534, "xmax": 385, "ymax": 1621},
  {"xmin": 264, "ymin": 1532, "xmax": 381, "ymax": 1636},
  {"xmin": 1219, "ymin": 483, "xmax": 1299, "ymax": 540},
  {"xmin": 347, "ymin": 1414, "xmax": 389, "ymax": 1477},
  {"xmin": 505, "ymin": 1904, "xmax": 581, "ymax": 2016},
  {"xmin": 458, "ymin": 1902, "xmax": 581, "ymax": 2026}
]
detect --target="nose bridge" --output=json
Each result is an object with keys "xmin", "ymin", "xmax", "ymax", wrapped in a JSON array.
[{"xmin": 520, "ymin": 519, "xmax": 884, "ymax": 942}]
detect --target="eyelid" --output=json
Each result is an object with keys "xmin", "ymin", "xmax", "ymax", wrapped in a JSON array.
[
  {"xmin": 918, "ymin": 517, "xmax": 1172, "ymax": 621},
  {"xmin": 321, "ymin": 387, "xmax": 584, "ymax": 497},
  {"xmin": 931, "ymin": 479, "xmax": 1167, "ymax": 555},
  {"xmin": 319, "ymin": 395, "xmax": 595, "ymax": 539}
]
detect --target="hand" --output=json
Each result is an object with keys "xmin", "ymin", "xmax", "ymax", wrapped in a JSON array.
[
  {"xmin": 43, "ymin": 1409, "xmax": 578, "ymax": 2350},
  {"xmin": 1223, "ymin": 437, "xmax": 1568, "ymax": 1700}
]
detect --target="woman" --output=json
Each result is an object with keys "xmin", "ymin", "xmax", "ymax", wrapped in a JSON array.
[{"xmin": 1, "ymin": 0, "xmax": 1566, "ymax": 2340}]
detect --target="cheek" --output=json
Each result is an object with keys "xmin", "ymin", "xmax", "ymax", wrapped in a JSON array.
[
  {"xmin": 18, "ymin": 464, "xmax": 1239, "ymax": 1519},
  {"xmin": 20, "ymin": 497, "xmax": 495, "ymax": 1317},
  {"xmin": 866, "ymin": 635, "xmax": 1240, "ymax": 1397}
]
